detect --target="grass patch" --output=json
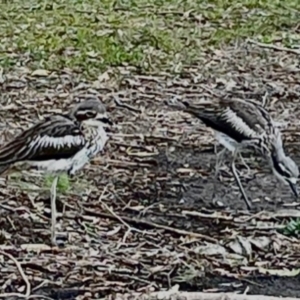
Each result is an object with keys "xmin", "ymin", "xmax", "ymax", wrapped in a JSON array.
[
  {"xmin": 44, "ymin": 174, "xmax": 70, "ymax": 194},
  {"xmin": 44, "ymin": 174, "xmax": 93, "ymax": 195},
  {"xmin": 281, "ymin": 219, "xmax": 300, "ymax": 237},
  {"xmin": 0, "ymin": 0, "xmax": 299, "ymax": 76}
]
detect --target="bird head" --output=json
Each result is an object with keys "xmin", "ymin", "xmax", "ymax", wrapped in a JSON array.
[
  {"xmin": 270, "ymin": 150, "xmax": 299, "ymax": 198},
  {"xmin": 268, "ymin": 130, "xmax": 299, "ymax": 198},
  {"xmin": 70, "ymin": 98, "xmax": 113, "ymax": 128}
]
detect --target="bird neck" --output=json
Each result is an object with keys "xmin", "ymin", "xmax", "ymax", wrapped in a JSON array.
[
  {"xmin": 265, "ymin": 129, "xmax": 285, "ymax": 158},
  {"xmin": 270, "ymin": 136, "xmax": 286, "ymax": 158},
  {"xmin": 82, "ymin": 123, "xmax": 109, "ymax": 156},
  {"xmin": 274, "ymin": 146, "xmax": 286, "ymax": 157},
  {"xmin": 81, "ymin": 122, "xmax": 105, "ymax": 134},
  {"xmin": 269, "ymin": 144, "xmax": 287, "ymax": 171}
]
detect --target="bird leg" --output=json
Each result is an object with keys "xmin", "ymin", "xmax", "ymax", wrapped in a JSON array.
[
  {"xmin": 238, "ymin": 152, "xmax": 251, "ymax": 176},
  {"xmin": 211, "ymin": 145, "xmax": 227, "ymax": 202},
  {"xmin": 214, "ymin": 145, "xmax": 251, "ymax": 178},
  {"xmin": 231, "ymin": 151, "xmax": 252, "ymax": 210},
  {"xmin": 215, "ymin": 148, "xmax": 227, "ymax": 178},
  {"xmin": 50, "ymin": 176, "xmax": 58, "ymax": 246}
]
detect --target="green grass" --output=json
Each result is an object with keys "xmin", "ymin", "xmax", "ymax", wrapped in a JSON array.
[
  {"xmin": 44, "ymin": 174, "xmax": 71, "ymax": 194},
  {"xmin": 281, "ymin": 219, "xmax": 300, "ymax": 237},
  {"xmin": 0, "ymin": 0, "xmax": 299, "ymax": 77}
]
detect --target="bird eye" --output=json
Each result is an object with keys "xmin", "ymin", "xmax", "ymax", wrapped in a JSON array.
[
  {"xmin": 85, "ymin": 111, "xmax": 96, "ymax": 118},
  {"xmin": 74, "ymin": 110, "xmax": 97, "ymax": 121}
]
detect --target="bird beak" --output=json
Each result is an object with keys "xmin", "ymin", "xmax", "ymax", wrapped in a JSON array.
[
  {"xmin": 288, "ymin": 179, "xmax": 298, "ymax": 198},
  {"xmin": 101, "ymin": 117, "xmax": 113, "ymax": 126},
  {"xmin": 95, "ymin": 113, "xmax": 113, "ymax": 126}
]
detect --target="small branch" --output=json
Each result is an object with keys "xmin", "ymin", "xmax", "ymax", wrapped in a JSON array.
[
  {"xmin": 102, "ymin": 201, "xmax": 140, "ymax": 243},
  {"xmin": 261, "ymin": 90, "xmax": 269, "ymax": 108},
  {"xmin": 113, "ymin": 96, "xmax": 141, "ymax": 113},
  {"xmin": 0, "ymin": 250, "xmax": 31, "ymax": 299},
  {"xmin": 182, "ymin": 210, "xmax": 233, "ymax": 220},
  {"xmin": 28, "ymin": 296, "xmax": 54, "ymax": 300},
  {"xmin": 94, "ymin": 158, "xmax": 153, "ymax": 168},
  {"xmin": 99, "ymin": 185, "xmax": 151, "ymax": 242},
  {"xmin": 84, "ymin": 209, "xmax": 217, "ymax": 243},
  {"xmin": 112, "ymin": 291, "xmax": 300, "ymax": 300},
  {"xmin": 200, "ymin": 85, "xmax": 224, "ymax": 98},
  {"xmin": 247, "ymin": 38, "xmax": 300, "ymax": 55}
]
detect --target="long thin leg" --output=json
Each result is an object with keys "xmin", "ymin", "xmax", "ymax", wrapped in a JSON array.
[
  {"xmin": 231, "ymin": 151, "xmax": 252, "ymax": 210},
  {"xmin": 214, "ymin": 140, "xmax": 218, "ymax": 156},
  {"xmin": 212, "ymin": 145, "xmax": 227, "ymax": 203},
  {"xmin": 238, "ymin": 152, "xmax": 251, "ymax": 175},
  {"xmin": 215, "ymin": 148, "xmax": 227, "ymax": 177},
  {"xmin": 50, "ymin": 176, "xmax": 58, "ymax": 246}
]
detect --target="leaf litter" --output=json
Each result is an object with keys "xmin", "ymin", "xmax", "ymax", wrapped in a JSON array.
[{"xmin": 1, "ymin": 43, "xmax": 300, "ymax": 299}]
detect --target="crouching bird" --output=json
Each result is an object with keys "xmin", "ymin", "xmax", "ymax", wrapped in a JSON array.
[{"xmin": 165, "ymin": 96, "xmax": 299, "ymax": 210}]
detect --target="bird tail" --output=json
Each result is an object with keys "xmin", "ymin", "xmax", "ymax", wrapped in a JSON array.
[
  {"xmin": 164, "ymin": 97, "xmax": 208, "ymax": 121},
  {"xmin": 164, "ymin": 97, "xmax": 190, "ymax": 111}
]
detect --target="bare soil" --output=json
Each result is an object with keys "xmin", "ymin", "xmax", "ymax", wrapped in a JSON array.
[{"xmin": 1, "ymin": 43, "xmax": 300, "ymax": 299}]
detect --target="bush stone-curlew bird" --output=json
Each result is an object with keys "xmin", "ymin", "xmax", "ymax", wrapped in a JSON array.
[
  {"xmin": 165, "ymin": 96, "xmax": 299, "ymax": 209},
  {"xmin": 0, "ymin": 98, "xmax": 112, "ymax": 245}
]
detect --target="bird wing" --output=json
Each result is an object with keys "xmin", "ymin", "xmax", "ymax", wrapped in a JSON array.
[
  {"xmin": 180, "ymin": 99, "xmax": 274, "ymax": 143},
  {"xmin": 224, "ymin": 98, "xmax": 274, "ymax": 136},
  {"xmin": 0, "ymin": 115, "xmax": 86, "ymax": 165}
]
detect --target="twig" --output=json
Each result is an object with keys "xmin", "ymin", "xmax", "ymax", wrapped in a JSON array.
[
  {"xmin": 28, "ymin": 296, "xmax": 54, "ymax": 300},
  {"xmin": 200, "ymin": 85, "xmax": 224, "ymax": 98},
  {"xmin": 113, "ymin": 95, "xmax": 141, "ymax": 113},
  {"xmin": 247, "ymin": 38, "xmax": 300, "ymax": 55},
  {"xmin": 98, "ymin": 185, "xmax": 152, "ymax": 242},
  {"xmin": 261, "ymin": 90, "xmax": 269, "ymax": 108},
  {"xmin": 84, "ymin": 209, "xmax": 218, "ymax": 243},
  {"xmin": 95, "ymin": 158, "xmax": 153, "ymax": 168},
  {"xmin": 0, "ymin": 250, "xmax": 31, "ymax": 299},
  {"xmin": 112, "ymin": 291, "xmax": 300, "ymax": 300},
  {"xmin": 182, "ymin": 210, "xmax": 233, "ymax": 220}
]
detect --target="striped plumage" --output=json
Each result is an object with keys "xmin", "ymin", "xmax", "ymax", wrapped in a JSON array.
[
  {"xmin": 179, "ymin": 98, "xmax": 276, "ymax": 153},
  {"xmin": 0, "ymin": 98, "xmax": 112, "ymax": 246},
  {"xmin": 0, "ymin": 115, "xmax": 85, "ymax": 165},
  {"xmin": 165, "ymin": 97, "xmax": 299, "ymax": 209}
]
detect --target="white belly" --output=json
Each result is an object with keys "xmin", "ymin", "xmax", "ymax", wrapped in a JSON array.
[
  {"xmin": 16, "ymin": 126, "xmax": 109, "ymax": 176},
  {"xmin": 26, "ymin": 158, "xmax": 75, "ymax": 173},
  {"xmin": 215, "ymin": 131, "xmax": 239, "ymax": 152}
]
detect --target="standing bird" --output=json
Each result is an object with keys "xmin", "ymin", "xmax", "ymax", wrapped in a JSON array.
[
  {"xmin": 0, "ymin": 98, "xmax": 113, "ymax": 245},
  {"xmin": 165, "ymin": 97, "xmax": 299, "ymax": 209}
]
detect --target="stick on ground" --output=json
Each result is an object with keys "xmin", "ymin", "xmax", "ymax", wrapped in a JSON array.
[
  {"xmin": 112, "ymin": 291, "xmax": 300, "ymax": 300},
  {"xmin": 0, "ymin": 250, "xmax": 31, "ymax": 299}
]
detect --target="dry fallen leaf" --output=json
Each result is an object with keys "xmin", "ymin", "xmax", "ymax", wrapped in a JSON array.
[
  {"xmin": 31, "ymin": 69, "xmax": 49, "ymax": 77},
  {"xmin": 258, "ymin": 268, "xmax": 300, "ymax": 277}
]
